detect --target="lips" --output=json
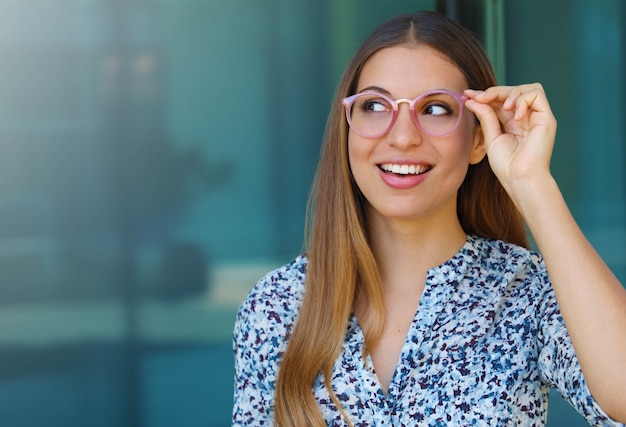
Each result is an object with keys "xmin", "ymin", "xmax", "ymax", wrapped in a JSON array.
[{"xmin": 377, "ymin": 162, "xmax": 432, "ymax": 189}]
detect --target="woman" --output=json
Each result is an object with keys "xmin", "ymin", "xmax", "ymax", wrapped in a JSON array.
[{"xmin": 233, "ymin": 11, "xmax": 626, "ymax": 426}]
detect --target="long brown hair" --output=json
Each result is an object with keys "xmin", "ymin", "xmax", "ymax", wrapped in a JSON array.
[{"xmin": 274, "ymin": 11, "xmax": 527, "ymax": 426}]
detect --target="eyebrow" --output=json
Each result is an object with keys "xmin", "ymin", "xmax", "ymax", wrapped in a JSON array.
[{"xmin": 357, "ymin": 85, "xmax": 391, "ymax": 95}]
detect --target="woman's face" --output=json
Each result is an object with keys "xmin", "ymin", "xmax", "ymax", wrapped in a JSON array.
[{"xmin": 347, "ymin": 44, "xmax": 485, "ymax": 226}]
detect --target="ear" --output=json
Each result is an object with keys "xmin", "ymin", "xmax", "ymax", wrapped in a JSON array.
[{"xmin": 468, "ymin": 125, "xmax": 487, "ymax": 165}]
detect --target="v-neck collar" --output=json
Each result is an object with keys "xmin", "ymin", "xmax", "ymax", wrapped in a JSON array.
[{"xmin": 344, "ymin": 236, "xmax": 480, "ymax": 402}]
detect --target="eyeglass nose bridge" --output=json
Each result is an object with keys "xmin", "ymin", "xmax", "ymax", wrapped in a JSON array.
[
  {"xmin": 394, "ymin": 98, "xmax": 414, "ymax": 106},
  {"xmin": 392, "ymin": 98, "xmax": 415, "ymax": 112},
  {"xmin": 390, "ymin": 98, "xmax": 421, "ymax": 130}
]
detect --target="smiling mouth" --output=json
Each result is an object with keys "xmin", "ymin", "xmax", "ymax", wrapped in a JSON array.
[{"xmin": 379, "ymin": 163, "xmax": 432, "ymax": 176}]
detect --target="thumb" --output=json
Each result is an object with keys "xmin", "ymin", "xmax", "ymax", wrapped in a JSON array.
[{"xmin": 464, "ymin": 99, "xmax": 503, "ymax": 147}]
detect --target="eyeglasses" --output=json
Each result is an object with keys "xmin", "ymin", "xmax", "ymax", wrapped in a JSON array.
[{"xmin": 342, "ymin": 89, "xmax": 468, "ymax": 138}]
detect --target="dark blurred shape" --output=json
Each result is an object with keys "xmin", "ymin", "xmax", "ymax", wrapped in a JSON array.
[{"xmin": 155, "ymin": 243, "xmax": 210, "ymax": 300}]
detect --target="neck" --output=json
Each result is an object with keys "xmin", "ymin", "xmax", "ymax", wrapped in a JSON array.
[{"xmin": 367, "ymin": 211, "xmax": 467, "ymax": 291}]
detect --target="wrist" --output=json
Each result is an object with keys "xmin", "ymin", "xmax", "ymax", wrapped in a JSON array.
[{"xmin": 507, "ymin": 173, "xmax": 560, "ymax": 221}]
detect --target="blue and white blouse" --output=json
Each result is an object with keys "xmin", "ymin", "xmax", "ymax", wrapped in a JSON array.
[{"xmin": 233, "ymin": 235, "xmax": 622, "ymax": 426}]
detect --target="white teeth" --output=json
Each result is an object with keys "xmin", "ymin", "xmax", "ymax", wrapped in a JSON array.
[{"xmin": 380, "ymin": 163, "xmax": 429, "ymax": 175}]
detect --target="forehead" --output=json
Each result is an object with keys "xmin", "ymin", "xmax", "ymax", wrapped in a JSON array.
[{"xmin": 356, "ymin": 45, "xmax": 468, "ymax": 95}]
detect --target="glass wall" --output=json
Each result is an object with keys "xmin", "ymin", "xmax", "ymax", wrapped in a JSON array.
[
  {"xmin": 0, "ymin": 1, "xmax": 622, "ymax": 426},
  {"xmin": 505, "ymin": 0, "xmax": 626, "ymax": 285}
]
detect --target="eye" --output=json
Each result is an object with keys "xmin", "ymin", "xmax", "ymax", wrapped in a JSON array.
[
  {"xmin": 423, "ymin": 103, "xmax": 453, "ymax": 116},
  {"xmin": 358, "ymin": 97, "xmax": 392, "ymax": 113}
]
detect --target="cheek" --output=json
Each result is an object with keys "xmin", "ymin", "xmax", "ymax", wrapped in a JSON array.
[
  {"xmin": 347, "ymin": 135, "xmax": 375, "ymax": 193},
  {"xmin": 438, "ymin": 133, "xmax": 478, "ymax": 185},
  {"xmin": 454, "ymin": 121, "xmax": 481, "ymax": 160},
  {"xmin": 347, "ymin": 134, "xmax": 367, "ymax": 172}
]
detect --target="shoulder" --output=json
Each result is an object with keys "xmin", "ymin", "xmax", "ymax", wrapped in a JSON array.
[
  {"xmin": 234, "ymin": 255, "xmax": 308, "ymax": 354},
  {"xmin": 237, "ymin": 255, "xmax": 307, "ymax": 319},
  {"xmin": 469, "ymin": 234, "xmax": 546, "ymax": 275},
  {"xmin": 465, "ymin": 235, "xmax": 550, "ymax": 296}
]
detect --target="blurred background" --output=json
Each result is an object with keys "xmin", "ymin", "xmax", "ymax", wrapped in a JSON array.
[{"xmin": 0, "ymin": 0, "xmax": 623, "ymax": 426}]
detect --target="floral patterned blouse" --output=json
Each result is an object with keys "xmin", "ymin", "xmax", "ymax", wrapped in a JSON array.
[{"xmin": 232, "ymin": 235, "xmax": 622, "ymax": 426}]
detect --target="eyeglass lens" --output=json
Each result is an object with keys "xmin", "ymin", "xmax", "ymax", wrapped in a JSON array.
[{"xmin": 347, "ymin": 92, "xmax": 462, "ymax": 137}]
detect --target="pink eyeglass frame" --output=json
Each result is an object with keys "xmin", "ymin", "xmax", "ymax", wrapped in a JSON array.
[{"xmin": 342, "ymin": 89, "xmax": 469, "ymax": 138}]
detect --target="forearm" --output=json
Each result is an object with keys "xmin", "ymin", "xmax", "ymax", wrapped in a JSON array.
[{"xmin": 512, "ymin": 174, "xmax": 626, "ymax": 422}]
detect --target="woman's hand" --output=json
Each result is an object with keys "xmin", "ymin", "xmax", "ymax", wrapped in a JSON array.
[{"xmin": 464, "ymin": 84, "xmax": 557, "ymax": 197}]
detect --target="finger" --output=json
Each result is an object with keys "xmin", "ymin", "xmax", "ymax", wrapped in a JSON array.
[
  {"xmin": 466, "ymin": 83, "xmax": 545, "ymax": 106},
  {"xmin": 466, "ymin": 86, "xmax": 513, "ymax": 104},
  {"xmin": 468, "ymin": 84, "xmax": 553, "ymax": 125},
  {"xmin": 464, "ymin": 99, "xmax": 503, "ymax": 147},
  {"xmin": 503, "ymin": 86, "xmax": 524, "ymax": 112},
  {"xmin": 466, "ymin": 89, "xmax": 515, "ymax": 129},
  {"xmin": 512, "ymin": 87, "xmax": 552, "ymax": 121}
]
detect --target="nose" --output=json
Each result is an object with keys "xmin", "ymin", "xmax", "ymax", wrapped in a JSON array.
[{"xmin": 386, "ymin": 100, "xmax": 422, "ymax": 149}]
